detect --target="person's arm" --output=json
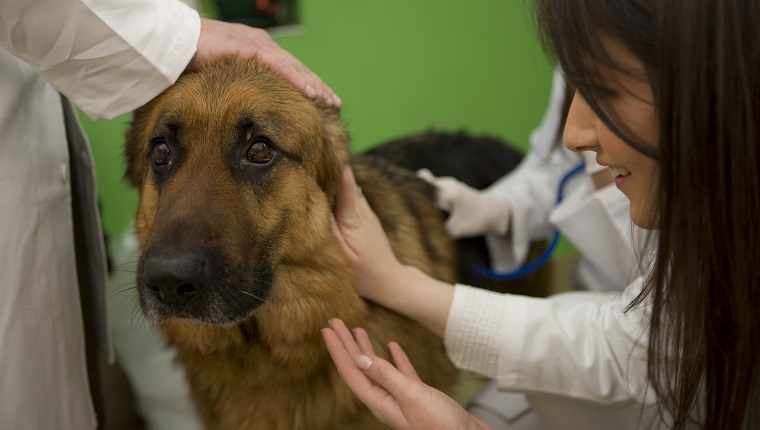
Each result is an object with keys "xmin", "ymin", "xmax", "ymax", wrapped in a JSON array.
[
  {"xmin": 0, "ymin": 0, "xmax": 338, "ymax": 120},
  {"xmin": 444, "ymin": 281, "xmax": 656, "ymax": 405},
  {"xmin": 331, "ymin": 165, "xmax": 655, "ymax": 405}
]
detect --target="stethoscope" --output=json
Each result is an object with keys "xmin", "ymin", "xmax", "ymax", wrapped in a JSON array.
[{"xmin": 471, "ymin": 162, "xmax": 586, "ymax": 281}]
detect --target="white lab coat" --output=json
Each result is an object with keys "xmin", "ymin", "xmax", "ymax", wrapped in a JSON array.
[
  {"xmin": 0, "ymin": 1, "xmax": 200, "ymax": 428},
  {"xmin": 484, "ymin": 71, "xmax": 646, "ymax": 292},
  {"xmin": 445, "ymin": 279, "xmax": 704, "ymax": 430}
]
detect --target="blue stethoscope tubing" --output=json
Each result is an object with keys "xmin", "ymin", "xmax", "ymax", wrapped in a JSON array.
[{"xmin": 471, "ymin": 161, "xmax": 586, "ymax": 281}]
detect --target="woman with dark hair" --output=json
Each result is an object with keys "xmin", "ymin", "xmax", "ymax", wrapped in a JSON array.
[{"xmin": 321, "ymin": 0, "xmax": 760, "ymax": 429}]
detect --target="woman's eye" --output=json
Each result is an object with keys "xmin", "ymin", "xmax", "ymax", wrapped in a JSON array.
[
  {"xmin": 246, "ymin": 140, "xmax": 274, "ymax": 164},
  {"xmin": 152, "ymin": 140, "xmax": 171, "ymax": 165}
]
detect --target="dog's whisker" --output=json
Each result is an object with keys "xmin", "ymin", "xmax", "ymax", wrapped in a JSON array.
[
  {"xmin": 237, "ymin": 291, "xmax": 305, "ymax": 317},
  {"xmin": 111, "ymin": 260, "xmax": 140, "ymax": 270},
  {"xmin": 115, "ymin": 290, "xmax": 137, "ymax": 299},
  {"xmin": 109, "ymin": 268, "xmax": 139, "ymax": 274},
  {"xmin": 238, "ymin": 290, "xmax": 270, "ymax": 304},
  {"xmin": 130, "ymin": 303, "xmax": 155, "ymax": 334},
  {"xmin": 129, "ymin": 302, "xmax": 145, "ymax": 327},
  {"xmin": 110, "ymin": 282, "xmax": 139, "ymax": 298},
  {"xmin": 109, "ymin": 290, "xmax": 138, "ymax": 303}
]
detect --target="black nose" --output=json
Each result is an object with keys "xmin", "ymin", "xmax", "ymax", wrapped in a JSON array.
[{"xmin": 141, "ymin": 248, "xmax": 211, "ymax": 307}]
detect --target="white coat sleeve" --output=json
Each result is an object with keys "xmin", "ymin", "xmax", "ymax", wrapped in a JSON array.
[
  {"xmin": 0, "ymin": 0, "xmax": 201, "ymax": 120},
  {"xmin": 483, "ymin": 70, "xmax": 587, "ymax": 272},
  {"xmin": 444, "ymin": 279, "xmax": 656, "ymax": 405}
]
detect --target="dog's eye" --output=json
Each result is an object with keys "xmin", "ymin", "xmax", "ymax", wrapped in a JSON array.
[
  {"xmin": 152, "ymin": 140, "xmax": 171, "ymax": 166},
  {"xmin": 246, "ymin": 140, "xmax": 274, "ymax": 164}
]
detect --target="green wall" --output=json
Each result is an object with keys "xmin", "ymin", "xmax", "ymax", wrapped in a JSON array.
[{"xmin": 82, "ymin": 0, "xmax": 553, "ymax": 240}]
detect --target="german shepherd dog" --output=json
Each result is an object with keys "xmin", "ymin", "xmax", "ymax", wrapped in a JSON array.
[{"xmin": 124, "ymin": 56, "xmax": 461, "ymax": 429}]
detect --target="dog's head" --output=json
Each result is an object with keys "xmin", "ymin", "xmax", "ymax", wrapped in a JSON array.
[{"xmin": 124, "ymin": 56, "xmax": 352, "ymax": 328}]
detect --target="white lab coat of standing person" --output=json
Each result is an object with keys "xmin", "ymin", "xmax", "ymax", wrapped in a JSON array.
[
  {"xmin": 2, "ymin": 0, "xmax": 339, "ymax": 427},
  {"xmin": 0, "ymin": 1, "xmax": 201, "ymax": 428}
]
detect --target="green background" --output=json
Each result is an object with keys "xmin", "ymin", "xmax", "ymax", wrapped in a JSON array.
[{"xmin": 81, "ymin": 0, "xmax": 553, "ymax": 241}]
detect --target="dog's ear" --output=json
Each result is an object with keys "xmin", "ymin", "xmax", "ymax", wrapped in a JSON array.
[
  {"xmin": 315, "ymin": 105, "xmax": 351, "ymax": 197},
  {"xmin": 123, "ymin": 106, "xmax": 150, "ymax": 189}
]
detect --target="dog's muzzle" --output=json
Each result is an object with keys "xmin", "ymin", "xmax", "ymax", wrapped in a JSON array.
[
  {"xmin": 141, "ymin": 247, "xmax": 211, "ymax": 308},
  {"xmin": 137, "ymin": 244, "xmax": 273, "ymax": 324}
]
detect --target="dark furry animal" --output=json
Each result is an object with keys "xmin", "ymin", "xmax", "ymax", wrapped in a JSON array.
[
  {"xmin": 124, "ymin": 56, "xmax": 459, "ymax": 430},
  {"xmin": 365, "ymin": 130, "xmax": 523, "ymax": 190},
  {"xmin": 365, "ymin": 131, "xmax": 524, "ymax": 289}
]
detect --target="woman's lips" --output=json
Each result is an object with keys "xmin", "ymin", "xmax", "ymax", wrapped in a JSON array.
[
  {"xmin": 609, "ymin": 167, "xmax": 631, "ymax": 189},
  {"xmin": 606, "ymin": 166, "xmax": 631, "ymax": 189}
]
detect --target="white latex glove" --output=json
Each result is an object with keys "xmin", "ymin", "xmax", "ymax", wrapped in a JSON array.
[
  {"xmin": 582, "ymin": 150, "xmax": 615, "ymax": 190},
  {"xmin": 417, "ymin": 169, "xmax": 511, "ymax": 239},
  {"xmin": 581, "ymin": 150, "xmax": 607, "ymax": 175}
]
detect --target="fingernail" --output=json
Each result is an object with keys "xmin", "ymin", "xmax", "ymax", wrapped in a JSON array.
[
  {"xmin": 355, "ymin": 354, "xmax": 373, "ymax": 372},
  {"xmin": 305, "ymin": 84, "xmax": 317, "ymax": 98}
]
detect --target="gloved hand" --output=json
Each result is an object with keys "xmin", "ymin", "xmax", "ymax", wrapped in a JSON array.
[
  {"xmin": 581, "ymin": 150, "xmax": 607, "ymax": 175},
  {"xmin": 417, "ymin": 169, "xmax": 512, "ymax": 239}
]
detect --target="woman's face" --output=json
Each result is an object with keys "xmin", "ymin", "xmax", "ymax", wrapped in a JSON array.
[{"xmin": 563, "ymin": 38, "xmax": 660, "ymax": 229}]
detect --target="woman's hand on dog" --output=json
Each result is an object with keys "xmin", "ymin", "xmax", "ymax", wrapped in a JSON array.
[
  {"xmin": 332, "ymin": 166, "xmax": 457, "ymax": 336},
  {"xmin": 186, "ymin": 18, "xmax": 341, "ymax": 107},
  {"xmin": 331, "ymin": 166, "xmax": 457, "ymax": 337},
  {"xmin": 322, "ymin": 318, "xmax": 492, "ymax": 430},
  {"xmin": 331, "ymin": 166, "xmax": 406, "ymax": 303}
]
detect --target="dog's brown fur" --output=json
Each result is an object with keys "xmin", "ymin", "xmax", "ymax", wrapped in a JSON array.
[{"xmin": 124, "ymin": 56, "xmax": 458, "ymax": 430}]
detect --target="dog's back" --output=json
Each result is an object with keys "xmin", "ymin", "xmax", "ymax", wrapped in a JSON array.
[{"xmin": 124, "ymin": 56, "xmax": 458, "ymax": 429}]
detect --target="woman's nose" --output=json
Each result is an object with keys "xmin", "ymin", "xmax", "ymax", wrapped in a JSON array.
[{"xmin": 563, "ymin": 92, "xmax": 598, "ymax": 153}]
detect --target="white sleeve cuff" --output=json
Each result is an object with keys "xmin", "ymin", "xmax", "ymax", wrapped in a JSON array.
[{"xmin": 444, "ymin": 285, "xmax": 529, "ymax": 380}]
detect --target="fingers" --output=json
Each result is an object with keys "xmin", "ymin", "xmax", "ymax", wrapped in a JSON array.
[
  {"xmin": 321, "ymin": 323, "xmax": 378, "ymax": 396},
  {"xmin": 324, "ymin": 320, "xmax": 416, "ymax": 399},
  {"xmin": 327, "ymin": 319, "xmax": 365, "ymax": 358},
  {"xmin": 334, "ymin": 165, "xmax": 360, "ymax": 227},
  {"xmin": 416, "ymin": 168, "xmax": 435, "ymax": 182},
  {"xmin": 329, "ymin": 214, "xmax": 350, "ymax": 256},
  {"xmin": 355, "ymin": 350, "xmax": 417, "ymax": 403},
  {"xmin": 416, "ymin": 168, "xmax": 457, "ymax": 212},
  {"xmin": 388, "ymin": 342, "xmax": 421, "ymax": 382},
  {"xmin": 332, "ymin": 165, "xmax": 378, "ymax": 238},
  {"xmin": 331, "ymin": 166, "xmax": 363, "ymax": 261},
  {"xmin": 330, "ymin": 166, "xmax": 363, "ymax": 260},
  {"xmin": 263, "ymin": 55, "xmax": 341, "ymax": 107},
  {"xmin": 324, "ymin": 321, "xmax": 488, "ymax": 430},
  {"xmin": 353, "ymin": 327, "xmax": 378, "ymax": 357},
  {"xmin": 277, "ymin": 53, "xmax": 339, "ymax": 107},
  {"xmin": 191, "ymin": 19, "xmax": 341, "ymax": 107},
  {"xmin": 322, "ymin": 320, "xmax": 401, "ymax": 423}
]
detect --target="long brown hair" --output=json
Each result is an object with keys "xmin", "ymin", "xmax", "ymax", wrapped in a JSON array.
[{"xmin": 535, "ymin": 0, "xmax": 760, "ymax": 428}]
